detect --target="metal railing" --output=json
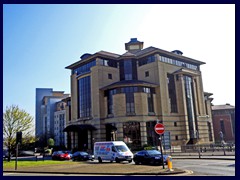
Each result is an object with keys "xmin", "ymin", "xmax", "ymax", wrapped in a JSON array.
[{"xmin": 164, "ymin": 143, "xmax": 235, "ymax": 157}]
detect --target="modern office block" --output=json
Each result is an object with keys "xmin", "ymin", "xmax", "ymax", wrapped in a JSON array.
[{"xmin": 64, "ymin": 38, "xmax": 214, "ymax": 151}]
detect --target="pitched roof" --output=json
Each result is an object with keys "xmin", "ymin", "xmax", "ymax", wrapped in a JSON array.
[
  {"xmin": 121, "ymin": 52, "xmax": 136, "ymax": 57},
  {"xmin": 66, "ymin": 43, "xmax": 205, "ymax": 69},
  {"xmin": 133, "ymin": 47, "xmax": 158, "ymax": 56},
  {"xmin": 97, "ymin": 51, "xmax": 120, "ymax": 58}
]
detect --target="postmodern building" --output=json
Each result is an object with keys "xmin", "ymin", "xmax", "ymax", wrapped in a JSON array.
[
  {"xmin": 35, "ymin": 88, "xmax": 69, "ymax": 142},
  {"xmin": 54, "ymin": 100, "xmax": 68, "ymax": 147},
  {"xmin": 212, "ymin": 103, "xmax": 235, "ymax": 143},
  {"xmin": 64, "ymin": 38, "xmax": 214, "ymax": 151}
]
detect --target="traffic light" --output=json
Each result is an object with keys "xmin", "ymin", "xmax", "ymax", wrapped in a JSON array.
[{"xmin": 16, "ymin": 132, "xmax": 22, "ymax": 145}]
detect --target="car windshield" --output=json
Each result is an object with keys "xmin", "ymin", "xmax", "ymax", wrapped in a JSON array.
[
  {"xmin": 115, "ymin": 145, "xmax": 128, "ymax": 152},
  {"xmin": 147, "ymin": 150, "xmax": 161, "ymax": 155},
  {"xmin": 80, "ymin": 152, "xmax": 88, "ymax": 155}
]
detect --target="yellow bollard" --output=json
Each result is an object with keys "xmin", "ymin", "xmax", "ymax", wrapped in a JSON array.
[{"xmin": 167, "ymin": 156, "xmax": 173, "ymax": 171}]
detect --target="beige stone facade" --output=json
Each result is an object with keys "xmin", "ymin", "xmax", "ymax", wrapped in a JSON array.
[{"xmin": 64, "ymin": 38, "xmax": 214, "ymax": 152}]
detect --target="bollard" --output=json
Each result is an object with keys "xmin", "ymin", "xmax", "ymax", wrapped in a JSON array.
[{"xmin": 167, "ymin": 156, "xmax": 173, "ymax": 171}]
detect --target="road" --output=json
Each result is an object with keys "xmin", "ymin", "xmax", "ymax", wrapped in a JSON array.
[
  {"xmin": 172, "ymin": 159, "xmax": 235, "ymax": 176},
  {"xmin": 4, "ymin": 157, "xmax": 235, "ymax": 176}
]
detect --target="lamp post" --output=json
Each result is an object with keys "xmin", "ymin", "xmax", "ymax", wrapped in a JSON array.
[{"xmin": 159, "ymin": 135, "xmax": 165, "ymax": 169}]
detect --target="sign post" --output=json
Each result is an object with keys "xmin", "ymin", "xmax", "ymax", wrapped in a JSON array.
[
  {"xmin": 15, "ymin": 132, "xmax": 22, "ymax": 170},
  {"xmin": 154, "ymin": 123, "xmax": 165, "ymax": 169},
  {"xmin": 163, "ymin": 131, "xmax": 171, "ymax": 153}
]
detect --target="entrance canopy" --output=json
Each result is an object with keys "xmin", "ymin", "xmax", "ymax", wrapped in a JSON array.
[{"xmin": 63, "ymin": 124, "xmax": 97, "ymax": 132}]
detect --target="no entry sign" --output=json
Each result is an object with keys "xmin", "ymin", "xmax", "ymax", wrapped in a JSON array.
[{"xmin": 154, "ymin": 123, "xmax": 165, "ymax": 135}]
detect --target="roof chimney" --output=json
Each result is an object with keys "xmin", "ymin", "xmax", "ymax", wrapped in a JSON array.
[
  {"xmin": 125, "ymin": 38, "xmax": 144, "ymax": 52},
  {"xmin": 172, "ymin": 50, "xmax": 183, "ymax": 55}
]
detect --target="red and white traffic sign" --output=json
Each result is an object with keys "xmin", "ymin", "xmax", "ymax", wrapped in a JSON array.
[{"xmin": 154, "ymin": 123, "xmax": 165, "ymax": 135}]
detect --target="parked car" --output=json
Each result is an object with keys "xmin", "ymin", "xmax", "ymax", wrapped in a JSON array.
[
  {"xmin": 65, "ymin": 150, "xmax": 73, "ymax": 158},
  {"xmin": 3, "ymin": 149, "xmax": 11, "ymax": 159},
  {"xmin": 19, "ymin": 150, "xmax": 35, "ymax": 156},
  {"xmin": 133, "ymin": 150, "xmax": 169, "ymax": 165},
  {"xmin": 52, "ymin": 151, "xmax": 71, "ymax": 160},
  {"xmin": 71, "ymin": 151, "xmax": 94, "ymax": 161}
]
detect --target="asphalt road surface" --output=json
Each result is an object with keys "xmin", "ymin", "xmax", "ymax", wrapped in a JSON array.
[{"xmin": 172, "ymin": 159, "xmax": 235, "ymax": 176}]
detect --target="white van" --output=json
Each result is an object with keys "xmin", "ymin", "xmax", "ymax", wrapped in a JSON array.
[{"xmin": 94, "ymin": 141, "xmax": 133, "ymax": 163}]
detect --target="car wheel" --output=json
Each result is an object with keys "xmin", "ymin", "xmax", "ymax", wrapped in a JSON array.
[
  {"xmin": 128, "ymin": 160, "xmax": 132, "ymax": 163},
  {"xmin": 135, "ymin": 161, "xmax": 139, "ymax": 165},
  {"xmin": 98, "ymin": 157, "xmax": 102, "ymax": 163},
  {"xmin": 115, "ymin": 157, "xmax": 120, "ymax": 163}
]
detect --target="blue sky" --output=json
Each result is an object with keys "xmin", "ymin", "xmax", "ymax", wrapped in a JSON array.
[{"xmin": 3, "ymin": 4, "xmax": 235, "ymax": 121}]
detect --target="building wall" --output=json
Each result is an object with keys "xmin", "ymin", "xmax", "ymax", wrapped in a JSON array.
[
  {"xmin": 212, "ymin": 113, "xmax": 235, "ymax": 143},
  {"xmin": 54, "ymin": 110, "xmax": 66, "ymax": 147},
  {"xmin": 70, "ymin": 73, "xmax": 78, "ymax": 121},
  {"xmin": 36, "ymin": 88, "xmax": 69, "ymax": 146},
  {"xmin": 65, "ymin": 41, "xmax": 214, "ymax": 150},
  {"xmin": 35, "ymin": 88, "xmax": 53, "ymax": 137}
]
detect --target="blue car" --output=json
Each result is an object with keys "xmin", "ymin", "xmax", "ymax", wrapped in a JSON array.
[
  {"xmin": 71, "ymin": 151, "xmax": 94, "ymax": 161},
  {"xmin": 133, "ymin": 150, "xmax": 169, "ymax": 165}
]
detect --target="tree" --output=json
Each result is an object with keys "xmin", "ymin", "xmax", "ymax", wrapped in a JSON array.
[
  {"xmin": 3, "ymin": 105, "xmax": 34, "ymax": 161},
  {"xmin": 48, "ymin": 138, "xmax": 55, "ymax": 147}
]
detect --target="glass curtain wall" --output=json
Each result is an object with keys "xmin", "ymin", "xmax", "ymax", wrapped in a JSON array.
[
  {"xmin": 167, "ymin": 73, "xmax": 178, "ymax": 113},
  {"xmin": 146, "ymin": 121, "xmax": 158, "ymax": 146},
  {"xmin": 184, "ymin": 75, "xmax": 197, "ymax": 139},
  {"xmin": 77, "ymin": 76, "xmax": 91, "ymax": 118},
  {"xmin": 119, "ymin": 59, "xmax": 138, "ymax": 81}
]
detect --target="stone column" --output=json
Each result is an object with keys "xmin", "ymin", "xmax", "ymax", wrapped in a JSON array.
[
  {"xmin": 116, "ymin": 123, "xmax": 124, "ymax": 141},
  {"xmin": 140, "ymin": 122, "xmax": 147, "ymax": 146},
  {"xmin": 87, "ymin": 131, "xmax": 93, "ymax": 153}
]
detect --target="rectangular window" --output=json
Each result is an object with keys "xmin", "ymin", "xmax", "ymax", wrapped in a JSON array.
[
  {"xmin": 73, "ymin": 60, "xmax": 96, "ymax": 75},
  {"xmin": 147, "ymin": 94, "xmax": 154, "ymax": 113},
  {"xmin": 174, "ymin": 122, "xmax": 177, "ymax": 127},
  {"xmin": 167, "ymin": 73, "xmax": 178, "ymax": 113},
  {"xmin": 107, "ymin": 90, "xmax": 114, "ymax": 114},
  {"xmin": 126, "ymin": 93, "xmax": 135, "ymax": 113},
  {"xmin": 176, "ymin": 75, "xmax": 179, "ymax": 81},
  {"xmin": 77, "ymin": 76, "xmax": 91, "ymax": 118},
  {"xmin": 138, "ymin": 55, "xmax": 155, "ymax": 66},
  {"xmin": 220, "ymin": 120, "xmax": 225, "ymax": 135},
  {"xmin": 123, "ymin": 122, "xmax": 141, "ymax": 149},
  {"xmin": 175, "ymin": 135, "xmax": 178, "ymax": 140},
  {"xmin": 145, "ymin": 71, "xmax": 149, "ymax": 77},
  {"xmin": 146, "ymin": 121, "xmax": 158, "ymax": 146},
  {"xmin": 208, "ymin": 122, "xmax": 213, "ymax": 141},
  {"xmin": 108, "ymin": 73, "xmax": 112, "ymax": 79}
]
